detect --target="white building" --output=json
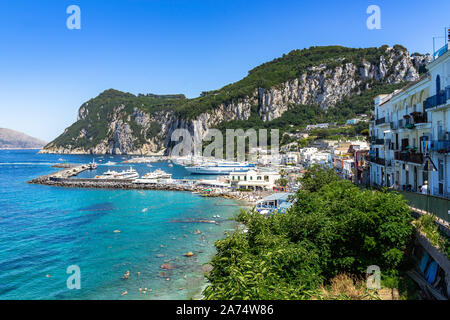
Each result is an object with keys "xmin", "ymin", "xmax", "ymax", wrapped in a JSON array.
[
  {"xmin": 281, "ymin": 152, "xmax": 299, "ymax": 165},
  {"xmin": 306, "ymin": 123, "xmax": 331, "ymax": 131},
  {"xmin": 299, "ymin": 147, "xmax": 331, "ymax": 168},
  {"xmin": 369, "ymin": 45, "xmax": 449, "ymax": 197},
  {"xmin": 228, "ymin": 170, "xmax": 281, "ymax": 191},
  {"xmin": 424, "ymin": 47, "xmax": 450, "ymax": 196}
]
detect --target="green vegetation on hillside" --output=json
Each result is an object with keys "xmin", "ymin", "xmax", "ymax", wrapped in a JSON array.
[
  {"xmin": 167, "ymin": 46, "xmax": 397, "ymax": 120},
  {"xmin": 47, "ymin": 45, "xmax": 413, "ymax": 151},
  {"xmin": 215, "ymin": 82, "xmax": 405, "ymax": 138},
  {"xmin": 203, "ymin": 166, "xmax": 414, "ymax": 300},
  {"xmin": 48, "ymin": 90, "xmax": 185, "ymax": 150}
]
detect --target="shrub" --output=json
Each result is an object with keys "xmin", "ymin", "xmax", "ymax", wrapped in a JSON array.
[{"xmin": 203, "ymin": 166, "xmax": 414, "ymax": 300}]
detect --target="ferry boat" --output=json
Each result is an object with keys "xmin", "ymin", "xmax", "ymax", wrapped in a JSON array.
[{"xmin": 185, "ymin": 161, "xmax": 256, "ymax": 175}]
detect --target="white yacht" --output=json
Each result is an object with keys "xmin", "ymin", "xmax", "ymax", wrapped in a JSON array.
[
  {"xmin": 134, "ymin": 169, "xmax": 172, "ymax": 184},
  {"xmin": 95, "ymin": 169, "xmax": 118, "ymax": 179},
  {"xmin": 115, "ymin": 167, "xmax": 139, "ymax": 180},
  {"xmin": 141, "ymin": 169, "xmax": 172, "ymax": 179},
  {"xmin": 185, "ymin": 161, "xmax": 256, "ymax": 175}
]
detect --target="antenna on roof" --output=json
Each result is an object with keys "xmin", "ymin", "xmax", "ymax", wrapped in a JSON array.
[{"xmin": 432, "ymin": 26, "xmax": 450, "ymax": 60}]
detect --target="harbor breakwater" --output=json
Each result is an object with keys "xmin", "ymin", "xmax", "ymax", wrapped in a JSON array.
[{"xmin": 27, "ymin": 164, "xmax": 260, "ymax": 203}]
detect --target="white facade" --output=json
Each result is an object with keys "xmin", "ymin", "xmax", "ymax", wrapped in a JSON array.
[
  {"xmin": 281, "ymin": 152, "xmax": 299, "ymax": 165},
  {"xmin": 299, "ymin": 147, "xmax": 330, "ymax": 167},
  {"xmin": 343, "ymin": 159, "xmax": 354, "ymax": 180},
  {"xmin": 306, "ymin": 123, "xmax": 330, "ymax": 131},
  {"xmin": 229, "ymin": 170, "xmax": 281, "ymax": 190},
  {"xmin": 369, "ymin": 48, "xmax": 450, "ymax": 197},
  {"xmin": 424, "ymin": 49, "xmax": 450, "ymax": 197}
]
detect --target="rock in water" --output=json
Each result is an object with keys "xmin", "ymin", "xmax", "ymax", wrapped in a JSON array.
[{"xmin": 160, "ymin": 263, "xmax": 174, "ymax": 270}]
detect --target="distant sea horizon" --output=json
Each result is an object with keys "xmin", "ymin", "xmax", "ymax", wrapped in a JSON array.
[
  {"xmin": 0, "ymin": 148, "xmax": 44, "ymax": 150},
  {"xmin": 0, "ymin": 149, "xmax": 243, "ymax": 299}
]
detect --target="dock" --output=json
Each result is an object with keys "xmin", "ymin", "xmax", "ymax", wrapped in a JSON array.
[
  {"xmin": 28, "ymin": 164, "xmax": 90, "ymax": 183},
  {"xmin": 27, "ymin": 163, "xmax": 260, "ymax": 204}
]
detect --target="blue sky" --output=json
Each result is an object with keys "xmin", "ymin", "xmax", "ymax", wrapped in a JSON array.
[{"xmin": 0, "ymin": 0, "xmax": 449, "ymax": 141}]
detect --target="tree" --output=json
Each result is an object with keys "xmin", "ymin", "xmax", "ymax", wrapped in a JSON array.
[
  {"xmin": 203, "ymin": 166, "xmax": 414, "ymax": 300},
  {"xmin": 275, "ymin": 178, "xmax": 289, "ymax": 187},
  {"xmin": 299, "ymin": 165, "xmax": 340, "ymax": 192}
]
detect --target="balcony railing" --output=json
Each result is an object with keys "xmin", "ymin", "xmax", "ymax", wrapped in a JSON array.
[
  {"xmin": 429, "ymin": 140, "xmax": 450, "ymax": 153},
  {"xmin": 368, "ymin": 156, "xmax": 385, "ymax": 166},
  {"xmin": 424, "ymin": 86, "xmax": 450, "ymax": 110},
  {"xmin": 397, "ymin": 190, "xmax": 449, "ymax": 223},
  {"xmin": 410, "ymin": 111, "xmax": 427, "ymax": 124},
  {"xmin": 394, "ymin": 151, "xmax": 424, "ymax": 164},
  {"xmin": 375, "ymin": 117, "xmax": 386, "ymax": 125}
]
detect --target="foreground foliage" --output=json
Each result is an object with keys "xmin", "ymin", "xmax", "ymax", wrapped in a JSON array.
[
  {"xmin": 203, "ymin": 166, "xmax": 414, "ymax": 299},
  {"xmin": 414, "ymin": 214, "xmax": 450, "ymax": 259}
]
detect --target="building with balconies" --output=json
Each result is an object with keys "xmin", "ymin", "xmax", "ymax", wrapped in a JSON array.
[
  {"xmin": 369, "ymin": 42, "xmax": 449, "ymax": 198},
  {"xmin": 423, "ymin": 46, "xmax": 450, "ymax": 197}
]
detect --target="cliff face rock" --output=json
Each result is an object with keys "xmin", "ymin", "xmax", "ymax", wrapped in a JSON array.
[
  {"xmin": 258, "ymin": 63, "xmax": 360, "ymax": 121},
  {"xmin": 42, "ymin": 45, "xmax": 430, "ymax": 155},
  {"xmin": 257, "ymin": 47, "xmax": 423, "ymax": 121}
]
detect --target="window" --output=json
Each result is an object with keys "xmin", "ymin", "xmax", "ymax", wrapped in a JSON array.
[
  {"xmin": 437, "ymin": 121, "xmax": 444, "ymax": 140},
  {"xmin": 257, "ymin": 176, "xmax": 262, "ymax": 180},
  {"xmin": 438, "ymin": 160, "xmax": 444, "ymax": 181},
  {"xmin": 436, "ymin": 75, "xmax": 441, "ymax": 94},
  {"xmin": 438, "ymin": 159, "xmax": 444, "ymax": 195},
  {"xmin": 422, "ymin": 170, "xmax": 428, "ymax": 186}
]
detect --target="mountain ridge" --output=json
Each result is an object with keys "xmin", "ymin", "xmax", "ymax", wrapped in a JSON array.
[
  {"xmin": 42, "ymin": 45, "xmax": 431, "ymax": 155},
  {"xmin": 0, "ymin": 128, "xmax": 47, "ymax": 149}
]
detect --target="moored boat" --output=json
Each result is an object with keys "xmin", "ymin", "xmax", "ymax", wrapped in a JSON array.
[{"xmin": 185, "ymin": 161, "xmax": 255, "ymax": 175}]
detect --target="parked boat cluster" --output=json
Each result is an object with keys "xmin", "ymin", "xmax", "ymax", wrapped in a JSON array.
[{"xmin": 29, "ymin": 159, "xmax": 297, "ymax": 210}]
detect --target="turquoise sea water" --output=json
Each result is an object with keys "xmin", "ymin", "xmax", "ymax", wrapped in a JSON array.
[{"xmin": 0, "ymin": 150, "xmax": 242, "ymax": 300}]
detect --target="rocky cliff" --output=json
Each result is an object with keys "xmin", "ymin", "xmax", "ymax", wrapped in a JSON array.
[{"xmin": 42, "ymin": 45, "xmax": 431, "ymax": 155}]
